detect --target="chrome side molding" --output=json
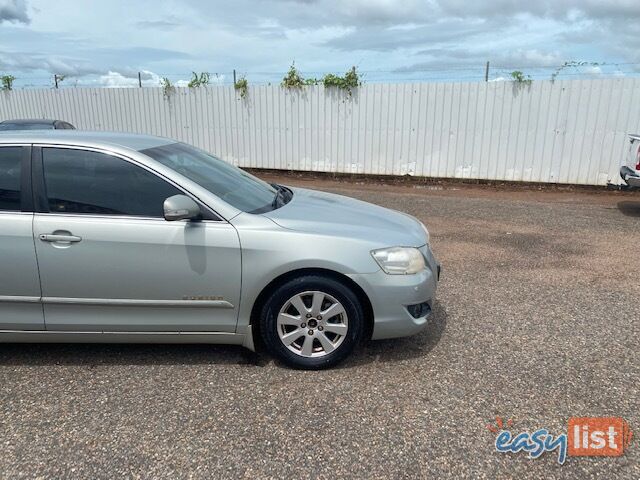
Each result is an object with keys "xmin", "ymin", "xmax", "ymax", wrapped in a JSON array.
[
  {"xmin": 0, "ymin": 296, "xmax": 233, "ymax": 308},
  {"xmin": 0, "ymin": 296, "xmax": 40, "ymax": 303},
  {"xmin": 42, "ymin": 297, "xmax": 234, "ymax": 308}
]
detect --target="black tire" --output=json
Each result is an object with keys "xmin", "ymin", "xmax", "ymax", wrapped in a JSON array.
[{"xmin": 259, "ymin": 274, "xmax": 364, "ymax": 369}]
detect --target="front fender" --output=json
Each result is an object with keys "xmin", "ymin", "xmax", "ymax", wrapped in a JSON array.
[{"xmin": 231, "ymin": 214, "xmax": 381, "ymax": 331}]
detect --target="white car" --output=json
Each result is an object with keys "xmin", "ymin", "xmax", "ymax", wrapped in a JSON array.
[{"xmin": 620, "ymin": 134, "xmax": 640, "ymax": 188}]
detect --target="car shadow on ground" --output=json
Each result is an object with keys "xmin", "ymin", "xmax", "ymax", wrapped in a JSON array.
[
  {"xmin": 0, "ymin": 341, "xmax": 254, "ymax": 367},
  {"xmin": 0, "ymin": 301, "xmax": 447, "ymax": 369},
  {"xmin": 617, "ymin": 200, "xmax": 640, "ymax": 217},
  {"xmin": 338, "ymin": 300, "xmax": 448, "ymax": 369}
]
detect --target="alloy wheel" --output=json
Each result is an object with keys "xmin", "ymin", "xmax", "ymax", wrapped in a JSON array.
[{"xmin": 276, "ymin": 290, "xmax": 349, "ymax": 358}]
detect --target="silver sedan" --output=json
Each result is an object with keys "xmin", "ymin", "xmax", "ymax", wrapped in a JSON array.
[{"xmin": 0, "ymin": 131, "xmax": 439, "ymax": 369}]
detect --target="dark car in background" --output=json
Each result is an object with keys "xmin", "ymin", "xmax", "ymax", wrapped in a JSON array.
[{"xmin": 0, "ymin": 119, "xmax": 75, "ymax": 131}]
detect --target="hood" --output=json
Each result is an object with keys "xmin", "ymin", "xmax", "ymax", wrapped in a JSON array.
[{"xmin": 262, "ymin": 186, "xmax": 427, "ymax": 247}]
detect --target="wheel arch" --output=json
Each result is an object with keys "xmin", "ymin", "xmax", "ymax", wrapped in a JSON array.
[{"xmin": 249, "ymin": 267, "xmax": 374, "ymax": 348}]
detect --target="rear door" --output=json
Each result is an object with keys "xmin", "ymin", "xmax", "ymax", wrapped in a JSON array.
[
  {"xmin": 0, "ymin": 144, "xmax": 45, "ymax": 330},
  {"xmin": 32, "ymin": 145, "xmax": 242, "ymax": 332}
]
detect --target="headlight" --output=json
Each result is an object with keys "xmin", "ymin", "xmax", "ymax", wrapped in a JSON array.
[
  {"xmin": 420, "ymin": 221, "xmax": 430, "ymax": 244},
  {"xmin": 371, "ymin": 247, "xmax": 426, "ymax": 275}
]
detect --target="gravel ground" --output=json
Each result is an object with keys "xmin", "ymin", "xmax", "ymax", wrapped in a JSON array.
[{"xmin": 1, "ymin": 177, "xmax": 638, "ymax": 479}]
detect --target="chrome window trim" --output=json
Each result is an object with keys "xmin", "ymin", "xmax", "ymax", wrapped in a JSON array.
[
  {"xmin": 35, "ymin": 143, "xmax": 226, "ymax": 223},
  {"xmin": 33, "ymin": 211, "xmax": 224, "ymax": 224}
]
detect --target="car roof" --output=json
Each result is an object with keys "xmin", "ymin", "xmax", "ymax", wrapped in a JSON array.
[
  {"xmin": 0, "ymin": 119, "xmax": 58, "ymax": 125},
  {"xmin": 0, "ymin": 130, "xmax": 175, "ymax": 151}
]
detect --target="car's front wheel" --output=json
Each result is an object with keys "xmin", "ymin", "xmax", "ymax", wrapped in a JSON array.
[{"xmin": 260, "ymin": 275, "xmax": 364, "ymax": 369}]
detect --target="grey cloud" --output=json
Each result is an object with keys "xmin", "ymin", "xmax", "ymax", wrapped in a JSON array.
[
  {"xmin": 0, "ymin": 47, "xmax": 191, "ymax": 79},
  {"xmin": 43, "ymin": 57, "xmax": 102, "ymax": 76},
  {"xmin": 331, "ymin": 0, "xmax": 431, "ymax": 26},
  {"xmin": 0, "ymin": 0, "xmax": 29, "ymax": 24},
  {"xmin": 94, "ymin": 46, "xmax": 191, "ymax": 63},
  {"xmin": 136, "ymin": 15, "xmax": 181, "ymax": 29},
  {"xmin": 108, "ymin": 67, "xmax": 153, "ymax": 80},
  {"xmin": 182, "ymin": 0, "xmax": 433, "ymax": 29},
  {"xmin": 0, "ymin": 51, "xmax": 103, "ymax": 76},
  {"xmin": 137, "ymin": 19, "xmax": 180, "ymax": 29},
  {"xmin": 276, "ymin": 0, "xmax": 318, "ymax": 3},
  {"xmin": 0, "ymin": 32, "xmax": 192, "ymax": 78},
  {"xmin": 323, "ymin": 19, "xmax": 494, "ymax": 52},
  {"xmin": 435, "ymin": 1, "xmax": 640, "ymax": 20},
  {"xmin": 2, "ymin": 0, "xmax": 640, "ymax": 83},
  {"xmin": 256, "ymin": 1, "xmax": 640, "ymax": 60},
  {"xmin": 0, "ymin": 0, "xmax": 31, "ymax": 24},
  {"xmin": 139, "ymin": 70, "xmax": 156, "ymax": 80},
  {"xmin": 596, "ymin": 22, "xmax": 640, "ymax": 64},
  {"xmin": 313, "ymin": 0, "xmax": 640, "ymax": 70},
  {"xmin": 560, "ymin": 6, "xmax": 640, "ymax": 62},
  {"xmin": 253, "ymin": 26, "xmax": 288, "ymax": 40},
  {"xmin": 101, "ymin": 69, "xmax": 158, "ymax": 81},
  {"xmin": 396, "ymin": 48, "xmax": 566, "ymax": 72},
  {"xmin": 185, "ymin": 1, "xmax": 640, "ymax": 29},
  {"xmin": 559, "ymin": 27, "xmax": 606, "ymax": 45}
]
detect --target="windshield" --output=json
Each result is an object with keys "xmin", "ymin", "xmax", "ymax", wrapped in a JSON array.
[
  {"xmin": 0, "ymin": 123, "xmax": 54, "ymax": 130},
  {"xmin": 141, "ymin": 142, "xmax": 282, "ymax": 213}
]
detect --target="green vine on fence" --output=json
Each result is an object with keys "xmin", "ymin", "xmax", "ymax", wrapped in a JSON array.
[
  {"xmin": 188, "ymin": 71, "xmax": 210, "ymax": 88},
  {"xmin": 322, "ymin": 66, "xmax": 361, "ymax": 94},
  {"xmin": 234, "ymin": 76, "xmax": 248, "ymax": 98},
  {"xmin": 1, "ymin": 74, "xmax": 15, "ymax": 91},
  {"xmin": 281, "ymin": 62, "xmax": 316, "ymax": 88},
  {"xmin": 160, "ymin": 77, "xmax": 175, "ymax": 97},
  {"xmin": 281, "ymin": 63, "xmax": 362, "ymax": 94},
  {"xmin": 510, "ymin": 70, "xmax": 532, "ymax": 86},
  {"xmin": 155, "ymin": 63, "xmax": 363, "ymax": 101}
]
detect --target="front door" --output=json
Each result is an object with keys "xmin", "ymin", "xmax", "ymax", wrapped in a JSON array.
[
  {"xmin": 0, "ymin": 145, "xmax": 45, "ymax": 330},
  {"xmin": 32, "ymin": 146, "xmax": 241, "ymax": 332}
]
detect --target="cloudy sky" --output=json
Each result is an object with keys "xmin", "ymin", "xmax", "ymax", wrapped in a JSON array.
[{"xmin": 1, "ymin": 0, "xmax": 639, "ymax": 87}]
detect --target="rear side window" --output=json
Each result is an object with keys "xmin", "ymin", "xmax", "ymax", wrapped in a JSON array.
[
  {"xmin": 0, "ymin": 146, "xmax": 22, "ymax": 211},
  {"xmin": 42, "ymin": 148, "xmax": 182, "ymax": 217}
]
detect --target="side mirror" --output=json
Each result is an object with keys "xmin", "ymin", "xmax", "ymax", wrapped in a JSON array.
[{"xmin": 163, "ymin": 194, "xmax": 202, "ymax": 221}]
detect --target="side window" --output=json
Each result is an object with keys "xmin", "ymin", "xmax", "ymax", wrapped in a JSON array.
[
  {"xmin": 0, "ymin": 146, "xmax": 22, "ymax": 211},
  {"xmin": 42, "ymin": 148, "xmax": 182, "ymax": 217}
]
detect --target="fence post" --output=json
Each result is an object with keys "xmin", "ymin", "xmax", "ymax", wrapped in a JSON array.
[
  {"xmin": 138, "ymin": 72, "xmax": 142, "ymax": 88},
  {"xmin": 233, "ymin": 69, "xmax": 236, "ymax": 85},
  {"xmin": 484, "ymin": 62, "xmax": 490, "ymax": 82},
  {"xmin": 54, "ymin": 75, "xmax": 58, "ymax": 89}
]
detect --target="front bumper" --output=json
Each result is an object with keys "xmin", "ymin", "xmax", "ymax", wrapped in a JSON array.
[
  {"xmin": 347, "ymin": 245, "xmax": 439, "ymax": 340},
  {"xmin": 620, "ymin": 166, "xmax": 640, "ymax": 187}
]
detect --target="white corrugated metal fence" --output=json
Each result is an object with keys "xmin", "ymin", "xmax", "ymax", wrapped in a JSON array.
[{"xmin": 1, "ymin": 78, "xmax": 639, "ymax": 185}]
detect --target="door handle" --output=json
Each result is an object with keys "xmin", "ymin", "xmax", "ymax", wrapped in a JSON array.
[{"xmin": 39, "ymin": 234, "xmax": 82, "ymax": 243}]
